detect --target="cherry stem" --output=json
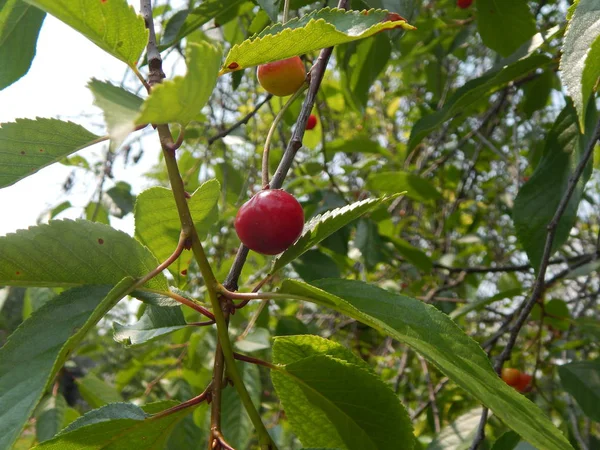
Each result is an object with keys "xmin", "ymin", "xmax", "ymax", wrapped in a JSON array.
[
  {"xmin": 150, "ymin": 383, "xmax": 212, "ymax": 419},
  {"xmin": 135, "ymin": 231, "xmax": 187, "ymax": 288},
  {"xmin": 233, "ymin": 352, "xmax": 278, "ymax": 370},
  {"xmin": 261, "ymin": 84, "xmax": 308, "ymax": 188},
  {"xmin": 140, "ymin": 288, "xmax": 215, "ymax": 321}
]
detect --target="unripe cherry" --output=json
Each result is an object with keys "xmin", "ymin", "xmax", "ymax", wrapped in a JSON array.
[
  {"xmin": 234, "ymin": 189, "xmax": 304, "ymax": 255},
  {"xmin": 257, "ymin": 56, "xmax": 306, "ymax": 97},
  {"xmin": 501, "ymin": 368, "xmax": 521, "ymax": 386},
  {"xmin": 306, "ymin": 114, "xmax": 318, "ymax": 130}
]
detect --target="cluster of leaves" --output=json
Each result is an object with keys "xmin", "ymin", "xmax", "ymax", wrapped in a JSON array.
[{"xmin": 0, "ymin": 0, "xmax": 599, "ymax": 450}]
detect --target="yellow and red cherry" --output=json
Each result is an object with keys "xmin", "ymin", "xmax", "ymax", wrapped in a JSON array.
[{"xmin": 257, "ymin": 56, "xmax": 306, "ymax": 97}]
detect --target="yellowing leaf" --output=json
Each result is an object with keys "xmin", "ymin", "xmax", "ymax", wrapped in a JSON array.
[{"xmin": 220, "ymin": 8, "xmax": 414, "ymax": 74}]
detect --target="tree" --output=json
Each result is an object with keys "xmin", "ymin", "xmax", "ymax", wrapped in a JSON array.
[{"xmin": 0, "ymin": 0, "xmax": 599, "ymax": 449}]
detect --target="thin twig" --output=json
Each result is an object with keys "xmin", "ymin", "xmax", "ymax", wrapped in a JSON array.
[{"xmin": 207, "ymin": 95, "xmax": 272, "ymax": 146}]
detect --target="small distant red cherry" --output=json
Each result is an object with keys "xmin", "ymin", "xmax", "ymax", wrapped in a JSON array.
[
  {"xmin": 306, "ymin": 114, "xmax": 318, "ymax": 130},
  {"xmin": 457, "ymin": 0, "xmax": 473, "ymax": 8}
]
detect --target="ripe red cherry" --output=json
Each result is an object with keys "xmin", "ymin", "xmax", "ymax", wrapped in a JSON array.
[
  {"xmin": 501, "ymin": 368, "xmax": 521, "ymax": 386},
  {"xmin": 457, "ymin": 0, "xmax": 473, "ymax": 8},
  {"xmin": 306, "ymin": 114, "xmax": 318, "ymax": 130},
  {"xmin": 257, "ymin": 56, "xmax": 305, "ymax": 97},
  {"xmin": 514, "ymin": 373, "xmax": 532, "ymax": 393},
  {"xmin": 234, "ymin": 189, "xmax": 304, "ymax": 255}
]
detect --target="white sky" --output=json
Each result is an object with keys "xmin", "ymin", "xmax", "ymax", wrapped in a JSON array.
[{"xmin": 0, "ymin": 13, "xmax": 163, "ymax": 237}]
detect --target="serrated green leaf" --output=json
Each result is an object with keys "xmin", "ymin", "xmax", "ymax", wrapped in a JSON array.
[
  {"xmin": 559, "ymin": 359, "xmax": 600, "ymax": 421},
  {"xmin": 0, "ymin": 0, "xmax": 45, "ymax": 91},
  {"xmin": 220, "ymin": 8, "xmax": 414, "ymax": 74},
  {"xmin": 23, "ymin": 0, "xmax": 148, "ymax": 66},
  {"xmin": 137, "ymin": 42, "xmax": 221, "ymax": 126},
  {"xmin": 408, "ymin": 54, "xmax": 551, "ymax": 150},
  {"xmin": 513, "ymin": 103, "xmax": 597, "ymax": 271},
  {"xmin": 273, "ymin": 195, "xmax": 399, "ymax": 272},
  {"xmin": 292, "ymin": 250, "xmax": 341, "ymax": 282},
  {"xmin": 256, "ymin": 0, "xmax": 278, "ymax": 22},
  {"xmin": 560, "ymin": 0, "xmax": 600, "ymax": 129},
  {"xmin": 113, "ymin": 305, "xmax": 187, "ymax": 346},
  {"xmin": 0, "ymin": 279, "xmax": 136, "ymax": 450},
  {"xmin": 279, "ymin": 279, "xmax": 572, "ymax": 450},
  {"xmin": 35, "ymin": 401, "xmax": 191, "ymax": 449},
  {"xmin": 75, "ymin": 374, "xmax": 122, "ymax": 409},
  {"xmin": 272, "ymin": 349, "xmax": 414, "ymax": 450},
  {"xmin": 273, "ymin": 335, "xmax": 369, "ymax": 369},
  {"xmin": 0, "ymin": 219, "xmax": 167, "ymax": 291},
  {"xmin": 88, "ymin": 79, "xmax": 144, "ymax": 150},
  {"xmin": 0, "ymin": 118, "xmax": 101, "ymax": 189},
  {"xmin": 134, "ymin": 180, "xmax": 220, "ymax": 277},
  {"xmin": 367, "ymin": 171, "xmax": 442, "ymax": 203},
  {"xmin": 427, "ymin": 408, "xmax": 484, "ymax": 450},
  {"xmin": 476, "ymin": 0, "xmax": 536, "ymax": 57}
]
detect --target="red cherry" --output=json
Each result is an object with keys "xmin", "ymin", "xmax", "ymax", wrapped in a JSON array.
[
  {"xmin": 457, "ymin": 0, "xmax": 473, "ymax": 8},
  {"xmin": 306, "ymin": 114, "xmax": 318, "ymax": 130},
  {"xmin": 234, "ymin": 189, "xmax": 304, "ymax": 255},
  {"xmin": 501, "ymin": 368, "xmax": 521, "ymax": 386},
  {"xmin": 514, "ymin": 373, "xmax": 532, "ymax": 393},
  {"xmin": 257, "ymin": 56, "xmax": 306, "ymax": 97}
]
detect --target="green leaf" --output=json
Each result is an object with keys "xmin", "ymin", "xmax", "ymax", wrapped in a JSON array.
[
  {"xmin": 88, "ymin": 79, "xmax": 144, "ymax": 150},
  {"xmin": 221, "ymin": 362, "xmax": 261, "ymax": 450},
  {"xmin": 23, "ymin": 0, "xmax": 148, "ymax": 66},
  {"xmin": 75, "ymin": 374, "xmax": 122, "ymax": 408},
  {"xmin": 220, "ymin": 8, "xmax": 414, "ymax": 74},
  {"xmin": 513, "ymin": 103, "xmax": 597, "ymax": 271},
  {"xmin": 427, "ymin": 408, "xmax": 484, "ymax": 450},
  {"xmin": 280, "ymin": 279, "xmax": 573, "ymax": 450},
  {"xmin": 113, "ymin": 305, "xmax": 187, "ymax": 346},
  {"xmin": 256, "ymin": 0, "xmax": 278, "ymax": 22},
  {"xmin": 0, "ymin": 0, "xmax": 45, "ymax": 90},
  {"xmin": 0, "ymin": 118, "xmax": 101, "ymax": 189},
  {"xmin": 35, "ymin": 395, "xmax": 67, "ymax": 443},
  {"xmin": 234, "ymin": 328, "xmax": 271, "ymax": 353},
  {"xmin": 340, "ymin": 33, "xmax": 391, "ymax": 111},
  {"xmin": 134, "ymin": 179, "xmax": 220, "ymax": 277},
  {"xmin": 0, "ymin": 220, "xmax": 167, "ymax": 291},
  {"xmin": 367, "ymin": 171, "xmax": 442, "ymax": 203},
  {"xmin": 34, "ymin": 401, "xmax": 191, "ymax": 449},
  {"xmin": 167, "ymin": 0, "xmax": 247, "ymax": 48},
  {"xmin": 408, "ymin": 54, "xmax": 551, "ymax": 150},
  {"xmin": 327, "ymin": 135, "xmax": 388, "ymax": 155},
  {"xmin": 492, "ymin": 431, "xmax": 521, "ymax": 450},
  {"xmin": 384, "ymin": 236, "xmax": 433, "ymax": 273},
  {"xmin": 273, "ymin": 334, "xmax": 369, "ymax": 370},
  {"xmin": 273, "ymin": 195, "xmax": 399, "ymax": 272},
  {"xmin": 271, "ymin": 336, "xmax": 414, "ymax": 450},
  {"xmin": 476, "ymin": 0, "xmax": 536, "ymax": 57},
  {"xmin": 0, "ymin": 279, "xmax": 136, "ymax": 450},
  {"xmin": 104, "ymin": 181, "xmax": 136, "ymax": 218},
  {"xmin": 292, "ymin": 250, "xmax": 341, "ymax": 282},
  {"xmin": 450, "ymin": 288, "xmax": 522, "ymax": 320},
  {"xmin": 137, "ymin": 42, "xmax": 221, "ymax": 126},
  {"xmin": 560, "ymin": 0, "xmax": 600, "ymax": 129},
  {"xmin": 559, "ymin": 359, "xmax": 600, "ymax": 421},
  {"xmin": 355, "ymin": 219, "xmax": 386, "ymax": 270}
]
